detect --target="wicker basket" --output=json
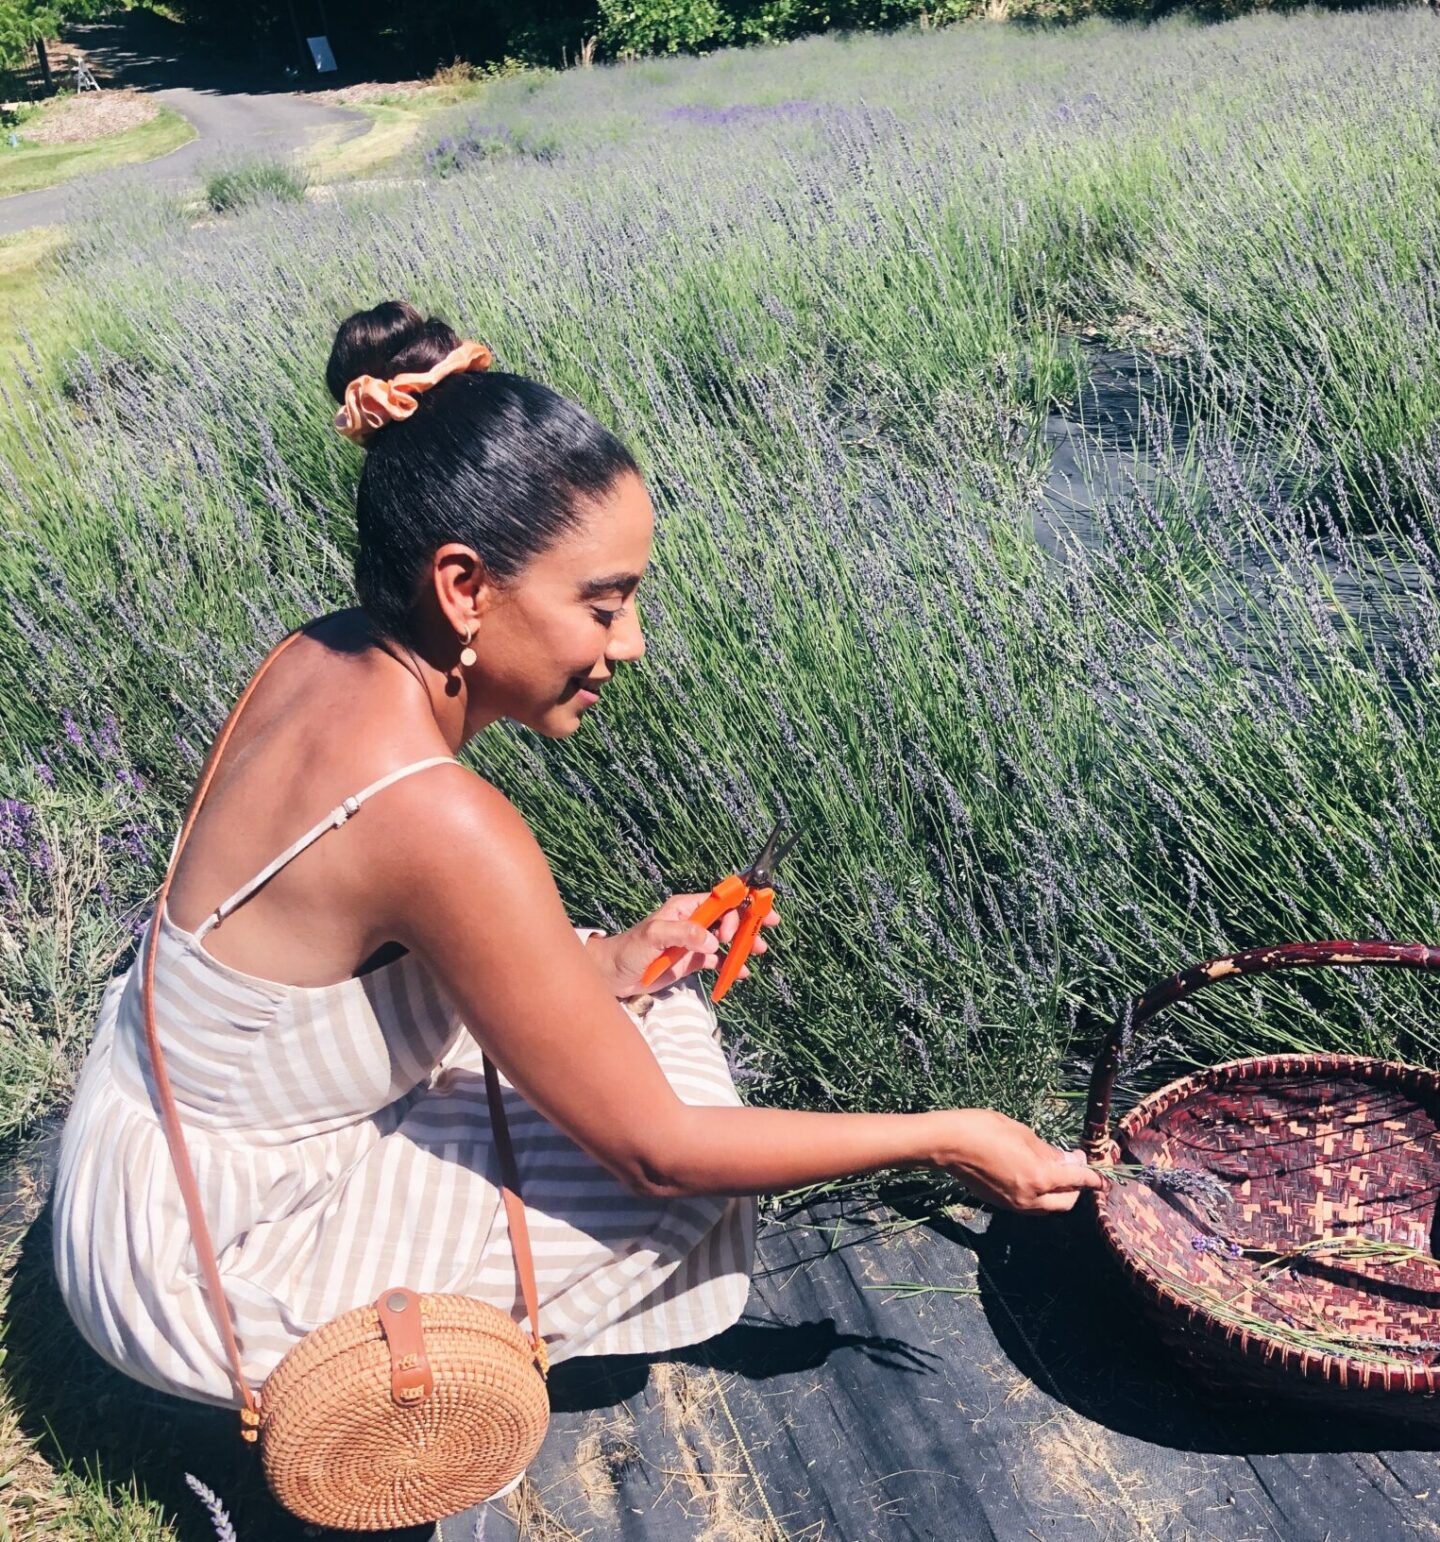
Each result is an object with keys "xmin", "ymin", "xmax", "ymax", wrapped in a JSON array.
[{"xmin": 1082, "ymin": 940, "xmax": 1440, "ymax": 1423}]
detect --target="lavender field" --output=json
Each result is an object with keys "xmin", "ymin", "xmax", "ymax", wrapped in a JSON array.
[{"xmin": 4, "ymin": 8, "xmax": 1440, "ymax": 1167}]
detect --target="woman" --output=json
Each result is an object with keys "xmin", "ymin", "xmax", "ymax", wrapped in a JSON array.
[{"xmin": 52, "ymin": 300, "xmax": 1100, "ymax": 1533}]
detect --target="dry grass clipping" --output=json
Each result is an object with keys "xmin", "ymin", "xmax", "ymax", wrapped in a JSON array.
[
  {"xmin": 308, "ymin": 80, "xmax": 431, "ymax": 105},
  {"xmin": 507, "ymin": 1367, "xmax": 783, "ymax": 1540},
  {"xmin": 507, "ymin": 1476, "xmax": 593, "ymax": 1542},
  {"xmin": 1029, "ymin": 1409, "xmax": 1180, "ymax": 1542},
  {"xmin": 651, "ymin": 1361, "xmax": 783, "ymax": 1542},
  {"xmin": 573, "ymin": 1411, "xmax": 642, "ymax": 1518},
  {"xmin": 0, "ymin": 1386, "xmax": 73, "ymax": 1538}
]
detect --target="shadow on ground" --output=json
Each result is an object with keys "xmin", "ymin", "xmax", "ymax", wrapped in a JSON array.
[
  {"xmin": 967, "ymin": 1205, "xmax": 1440, "ymax": 1456},
  {"xmin": 8, "ymin": 1117, "xmax": 1440, "ymax": 1541},
  {"xmin": 66, "ymin": 8, "xmax": 432, "ymax": 97},
  {"xmin": 6, "ymin": 1198, "xmax": 897, "ymax": 1539},
  {"xmin": 7, "ymin": 1200, "xmax": 325, "ymax": 1540}
]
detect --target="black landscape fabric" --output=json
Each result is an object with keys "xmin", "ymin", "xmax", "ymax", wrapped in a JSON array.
[{"xmin": 4, "ymin": 1122, "xmax": 1437, "ymax": 1541}]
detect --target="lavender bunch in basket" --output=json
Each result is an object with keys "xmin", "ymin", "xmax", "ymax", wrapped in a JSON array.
[{"xmin": 1095, "ymin": 1162, "xmax": 1233, "ymax": 1223}]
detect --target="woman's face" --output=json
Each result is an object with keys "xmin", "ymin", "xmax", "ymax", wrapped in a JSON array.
[{"xmin": 468, "ymin": 471, "xmax": 654, "ymax": 738}]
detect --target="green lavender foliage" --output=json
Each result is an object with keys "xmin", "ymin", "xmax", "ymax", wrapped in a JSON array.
[{"xmin": 4, "ymin": 13, "xmax": 1440, "ymax": 1146}]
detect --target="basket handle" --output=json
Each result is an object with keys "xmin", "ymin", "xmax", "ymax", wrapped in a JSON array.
[{"xmin": 1081, "ymin": 939, "xmax": 1440, "ymax": 1159}]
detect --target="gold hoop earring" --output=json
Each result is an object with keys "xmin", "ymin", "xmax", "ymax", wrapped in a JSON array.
[{"xmin": 459, "ymin": 626, "xmax": 478, "ymax": 669}]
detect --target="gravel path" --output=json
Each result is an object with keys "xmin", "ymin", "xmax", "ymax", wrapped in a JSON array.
[{"xmin": 0, "ymin": 85, "xmax": 369, "ymax": 237}]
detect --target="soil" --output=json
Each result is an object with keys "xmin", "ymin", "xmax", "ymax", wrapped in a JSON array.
[{"xmin": 22, "ymin": 89, "xmax": 160, "ymax": 145}]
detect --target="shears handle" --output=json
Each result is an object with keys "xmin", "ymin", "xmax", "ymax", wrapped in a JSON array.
[
  {"xmin": 711, "ymin": 886, "xmax": 773, "ymax": 1004},
  {"xmin": 639, "ymin": 874, "xmax": 749, "ymax": 988}
]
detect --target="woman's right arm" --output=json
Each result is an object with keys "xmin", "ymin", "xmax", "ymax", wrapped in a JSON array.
[{"xmin": 379, "ymin": 775, "xmax": 1100, "ymax": 1213}]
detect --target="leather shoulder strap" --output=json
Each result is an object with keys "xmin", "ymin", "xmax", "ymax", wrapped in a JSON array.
[
  {"xmin": 143, "ymin": 629, "xmax": 306, "ymax": 1422},
  {"xmin": 141, "ymin": 627, "xmax": 545, "ymax": 1428},
  {"xmin": 484, "ymin": 1058, "xmax": 548, "ymax": 1377}
]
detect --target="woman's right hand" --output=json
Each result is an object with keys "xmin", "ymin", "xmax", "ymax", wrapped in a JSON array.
[{"xmin": 930, "ymin": 1109, "xmax": 1106, "ymax": 1213}]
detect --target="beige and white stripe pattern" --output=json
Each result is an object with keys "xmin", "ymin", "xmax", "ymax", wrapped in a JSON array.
[{"xmin": 51, "ymin": 759, "xmax": 756, "ymax": 1408}]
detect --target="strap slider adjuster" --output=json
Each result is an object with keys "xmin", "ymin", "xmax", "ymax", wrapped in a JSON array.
[{"xmin": 332, "ymin": 795, "xmax": 362, "ymax": 827}]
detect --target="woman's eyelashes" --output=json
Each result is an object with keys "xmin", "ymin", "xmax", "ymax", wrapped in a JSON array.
[{"xmin": 591, "ymin": 606, "xmax": 626, "ymax": 626}]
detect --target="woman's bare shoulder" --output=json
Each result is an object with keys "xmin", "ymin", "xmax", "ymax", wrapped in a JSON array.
[
  {"xmin": 367, "ymin": 763, "xmax": 541, "ymax": 897},
  {"xmin": 369, "ymin": 764, "xmax": 564, "ymax": 981}
]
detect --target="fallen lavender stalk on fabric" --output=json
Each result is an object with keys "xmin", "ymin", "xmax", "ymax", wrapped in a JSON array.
[
  {"xmin": 1255, "ymin": 1235, "xmax": 1440, "ymax": 1279},
  {"xmin": 184, "ymin": 1475, "xmax": 239, "ymax": 1542}
]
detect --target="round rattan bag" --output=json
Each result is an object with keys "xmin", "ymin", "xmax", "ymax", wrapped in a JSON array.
[
  {"xmin": 257, "ymin": 1287, "xmax": 550, "ymax": 1529},
  {"xmin": 139, "ymin": 627, "xmax": 553, "ymax": 1529},
  {"xmin": 1084, "ymin": 939, "xmax": 1440, "ymax": 1425}
]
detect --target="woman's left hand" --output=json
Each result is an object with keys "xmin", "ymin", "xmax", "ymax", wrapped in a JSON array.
[{"xmin": 586, "ymin": 894, "xmax": 781, "ymax": 1000}]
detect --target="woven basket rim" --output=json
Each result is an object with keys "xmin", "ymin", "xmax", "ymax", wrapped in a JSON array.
[
  {"xmin": 1113, "ymin": 1051, "xmax": 1440, "ymax": 1145},
  {"xmin": 1095, "ymin": 1051, "xmax": 1440, "ymax": 1398}
]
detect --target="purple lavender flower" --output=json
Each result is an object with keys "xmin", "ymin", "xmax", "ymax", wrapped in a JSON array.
[
  {"xmin": 662, "ymin": 100, "xmax": 826, "ymax": 128},
  {"xmin": 90, "ymin": 710, "xmax": 122, "ymax": 760},
  {"xmin": 0, "ymin": 798, "xmax": 51, "ymax": 876},
  {"xmin": 1191, "ymin": 1234, "xmax": 1244, "ymax": 1259},
  {"xmin": 183, "ymin": 1474, "xmax": 237, "ymax": 1542},
  {"xmin": 1114, "ymin": 1163, "xmax": 1232, "ymax": 1217},
  {"xmin": 0, "ymin": 797, "xmax": 35, "ymax": 849}
]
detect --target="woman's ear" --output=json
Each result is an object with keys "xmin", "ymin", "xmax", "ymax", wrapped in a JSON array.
[{"xmin": 431, "ymin": 542, "xmax": 502, "ymax": 633}]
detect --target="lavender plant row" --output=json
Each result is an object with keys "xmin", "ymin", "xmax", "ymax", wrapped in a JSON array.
[{"xmin": 3, "ymin": 11, "xmax": 1440, "ymax": 1144}]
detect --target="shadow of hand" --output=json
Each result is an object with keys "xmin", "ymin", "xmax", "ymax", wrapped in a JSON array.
[{"xmin": 685, "ymin": 1316, "xmax": 941, "ymax": 1378}]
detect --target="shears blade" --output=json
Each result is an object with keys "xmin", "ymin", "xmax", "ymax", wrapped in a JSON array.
[{"xmin": 742, "ymin": 821, "xmax": 802, "ymax": 890}]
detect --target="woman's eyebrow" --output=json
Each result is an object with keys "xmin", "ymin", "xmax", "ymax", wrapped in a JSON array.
[{"xmin": 577, "ymin": 573, "xmax": 642, "ymax": 600}]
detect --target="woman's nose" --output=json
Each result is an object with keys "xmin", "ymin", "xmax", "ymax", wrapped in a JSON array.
[{"xmin": 606, "ymin": 607, "xmax": 645, "ymax": 664}]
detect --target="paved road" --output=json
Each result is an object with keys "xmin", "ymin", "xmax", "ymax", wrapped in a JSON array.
[
  {"xmin": 0, "ymin": 6, "xmax": 373, "ymax": 239},
  {"xmin": 0, "ymin": 84, "xmax": 369, "ymax": 236}
]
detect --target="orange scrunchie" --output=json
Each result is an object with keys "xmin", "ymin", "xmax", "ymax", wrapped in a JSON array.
[{"xmin": 334, "ymin": 339, "xmax": 495, "ymax": 444}]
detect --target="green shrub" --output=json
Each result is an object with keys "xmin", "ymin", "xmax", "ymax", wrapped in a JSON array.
[
  {"xmin": 600, "ymin": 0, "xmax": 733, "ymax": 55},
  {"xmin": 201, "ymin": 156, "xmax": 308, "ymax": 215}
]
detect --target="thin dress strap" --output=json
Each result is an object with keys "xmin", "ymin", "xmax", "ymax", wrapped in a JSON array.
[{"xmin": 192, "ymin": 756, "xmax": 459, "ymax": 940}]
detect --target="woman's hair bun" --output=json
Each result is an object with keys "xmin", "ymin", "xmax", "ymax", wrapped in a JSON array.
[{"xmin": 325, "ymin": 300, "xmax": 462, "ymax": 405}]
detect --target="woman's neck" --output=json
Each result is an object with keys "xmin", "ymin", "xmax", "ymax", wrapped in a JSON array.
[{"xmin": 319, "ymin": 608, "xmax": 477, "ymax": 757}]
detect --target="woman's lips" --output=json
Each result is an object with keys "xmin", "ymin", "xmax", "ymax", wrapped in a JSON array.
[{"xmin": 575, "ymin": 687, "xmax": 600, "ymax": 706}]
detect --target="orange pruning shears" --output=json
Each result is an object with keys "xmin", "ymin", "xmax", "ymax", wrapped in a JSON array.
[{"xmin": 640, "ymin": 822, "xmax": 801, "ymax": 1003}]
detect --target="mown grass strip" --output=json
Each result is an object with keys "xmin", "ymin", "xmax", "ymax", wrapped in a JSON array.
[
  {"xmin": 0, "ymin": 105, "xmax": 194, "ymax": 200},
  {"xmin": 303, "ymin": 101, "xmax": 428, "ymax": 183},
  {"xmin": 0, "ymin": 224, "xmax": 67, "ymax": 371}
]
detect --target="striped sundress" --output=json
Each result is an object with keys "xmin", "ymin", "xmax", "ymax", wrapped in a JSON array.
[{"xmin": 51, "ymin": 756, "xmax": 756, "ymax": 1408}]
